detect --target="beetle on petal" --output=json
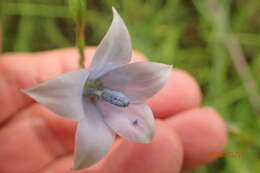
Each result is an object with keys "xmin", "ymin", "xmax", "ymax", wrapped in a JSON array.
[{"xmin": 22, "ymin": 7, "xmax": 172, "ymax": 170}]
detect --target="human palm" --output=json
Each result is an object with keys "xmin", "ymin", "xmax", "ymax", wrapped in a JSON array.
[{"xmin": 0, "ymin": 47, "xmax": 226, "ymax": 173}]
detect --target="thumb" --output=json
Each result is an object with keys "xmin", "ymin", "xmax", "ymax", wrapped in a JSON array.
[{"xmin": 99, "ymin": 120, "xmax": 183, "ymax": 173}]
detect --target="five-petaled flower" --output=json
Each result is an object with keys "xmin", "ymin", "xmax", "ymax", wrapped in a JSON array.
[{"xmin": 23, "ymin": 8, "xmax": 172, "ymax": 170}]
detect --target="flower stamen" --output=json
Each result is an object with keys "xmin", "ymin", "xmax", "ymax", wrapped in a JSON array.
[
  {"xmin": 101, "ymin": 89, "xmax": 130, "ymax": 107},
  {"xmin": 84, "ymin": 81, "xmax": 130, "ymax": 107}
]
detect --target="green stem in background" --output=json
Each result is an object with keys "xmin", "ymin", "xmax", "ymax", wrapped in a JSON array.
[
  {"xmin": 44, "ymin": 19, "xmax": 71, "ymax": 47},
  {"xmin": 69, "ymin": 0, "xmax": 87, "ymax": 68},
  {"xmin": 206, "ymin": 0, "xmax": 260, "ymax": 115},
  {"xmin": 0, "ymin": 1, "xmax": 2, "ymax": 54},
  {"xmin": 0, "ymin": 23, "xmax": 2, "ymax": 54},
  {"xmin": 14, "ymin": 0, "xmax": 34, "ymax": 52},
  {"xmin": 76, "ymin": 14, "xmax": 86, "ymax": 68},
  {"xmin": 225, "ymin": 35, "xmax": 260, "ymax": 114},
  {"xmin": 14, "ymin": 16, "xmax": 34, "ymax": 51},
  {"xmin": 2, "ymin": 3, "xmax": 70, "ymax": 18}
]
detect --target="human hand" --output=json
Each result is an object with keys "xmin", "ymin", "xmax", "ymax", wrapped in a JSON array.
[{"xmin": 0, "ymin": 47, "xmax": 226, "ymax": 173}]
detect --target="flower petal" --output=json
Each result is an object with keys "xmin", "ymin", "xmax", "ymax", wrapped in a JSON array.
[
  {"xmin": 74, "ymin": 100, "xmax": 115, "ymax": 169},
  {"xmin": 22, "ymin": 69, "xmax": 89, "ymax": 120},
  {"xmin": 100, "ymin": 62, "xmax": 172, "ymax": 102},
  {"xmin": 97, "ymin": 101, "xmax": 155, "ymax": 143},
  {"xmin": 89, "ymin": 7, "xmax": 132, "ymax": 79}
]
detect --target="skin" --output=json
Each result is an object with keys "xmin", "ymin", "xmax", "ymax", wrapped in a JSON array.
[{"xmin": 0, "ymin": 47, "xmax": 227, "ymax": 173}]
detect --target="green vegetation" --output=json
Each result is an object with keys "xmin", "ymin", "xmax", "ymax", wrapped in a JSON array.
[{"xmin": 1, "ymin": 0, "xmax": 260, "ymax": 172}]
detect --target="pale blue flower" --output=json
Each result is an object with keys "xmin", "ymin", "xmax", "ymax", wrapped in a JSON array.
[{"xmin": 23, "ymin": 8, "xmax": 171, "ymax": 169}]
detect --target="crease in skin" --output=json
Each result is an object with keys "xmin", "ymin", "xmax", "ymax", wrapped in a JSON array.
[
  {"xmin": 30, "ymin": 110, "xmax": 66, "ymax": 157},
  {"xmin": 0, "ymin": 103, "xmax": 32, "ymax": 130},
  {"xmin": 6, "ymin": 103, "xmax": 73, "ymax": 173},
  {"xmin": 0, "ymin": 54, "xmax": 66, "ymax": 126},
  {"xmin": 33, "ymin": 153, "xmax": 73, "ymax": 173}
]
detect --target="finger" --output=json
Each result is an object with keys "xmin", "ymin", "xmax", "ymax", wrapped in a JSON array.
[
  {"xmin": 99, "ymin": 121, "xmax": 183, "ymax": 173},
  {"xmin": 1, "ymin": 47, "xmax": 147, "ymax": 80},
  {"xmin": 40, "ymin": 155, "xmax": 75, "ymax": 173},
  {"xmin": 0, "ymin": 104, "xmax": 59, "ymax": 173},
  {"xmin": 40, "ymin": 120, "xmax": 184, "ymax": 173},
  {"xmin": 0, "ymin": 47, "xmax": 147, "ymax": 124},
  {"xmin": 165, "ymin": 107, "xmax": 227, "ymax": 170},
  {"xmin": 1, "ymin": 109, "xmax": 183, "ymax": 173},
  {"xmin": 148, "ymin": 69, "xmax": 202, "ymax": 118},
  {"xmin": 39, "ymin": 154, "xmax": 100, "ymax": 173},
  {"xmin": 0, "ymin": 102, "xmax": 105, "ymax": 173}
]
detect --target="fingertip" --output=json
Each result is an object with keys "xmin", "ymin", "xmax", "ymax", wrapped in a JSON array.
[
  {"xmin": 148, "ymin": 69, "xmax": 202, "ymax": 118},
  {"xmin": 131, "ymin": 51, "xmax": 148, "ymax": 62},
  {"xmin": 39, "ymin": 154, "xmax": 101, "ymax": 173},
  {"xmin": 34, "ymin": 47, "xmax": 148, "ymax": 73},
  {"xmin": 100, "ymin": 120, "xmax": 183, "ymax": 173},
  {"xmin": 165, "ymin": 107, "xmax": 227, "ymax": 170}
]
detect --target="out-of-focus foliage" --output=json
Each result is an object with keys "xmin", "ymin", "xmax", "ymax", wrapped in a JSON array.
[{"xmin": 1, "ymin": 0, "xmax": 260, "ymax": 172}]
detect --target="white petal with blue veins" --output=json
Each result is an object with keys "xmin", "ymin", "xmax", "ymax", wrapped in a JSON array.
[
  {"xmin": 73, "ymin": 100, "xmax": 115, "ymax": 169},
  {"xmin": 89, "ymin": 7, "xmax": 132, "ymax": 80},
  {"xmin": 100, "ymin": 62, "xmax": 172, "ymax": 102},
  {"xmin": 22, "ymin": 69, "xmax": 89, "ymax": 120},
  {"xmin": 97, "ymin": 101, "xmax": 155, "ymax": 143}
]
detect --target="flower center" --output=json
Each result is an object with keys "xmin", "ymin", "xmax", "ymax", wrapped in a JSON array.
[{"xmin": 84, "ymin": 80, "xmax": 130, "ymax": 107}]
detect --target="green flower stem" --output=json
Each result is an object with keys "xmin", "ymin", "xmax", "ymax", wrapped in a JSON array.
[
  {"xmin": 69, "ymin": 0, "xmax": 87, "ymax": 68},
  {"xmin": 0, "ymin": 23, "xmax": 2, "ymax": 54},
  {"xmin": 76, "ymin": 16, "xmax": 86, "ymax": 68}
]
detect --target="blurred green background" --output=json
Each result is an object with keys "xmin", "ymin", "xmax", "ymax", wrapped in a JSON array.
[{"xmin": 1, "ymin": 0, "xmax": 260, "ymax": 172}]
